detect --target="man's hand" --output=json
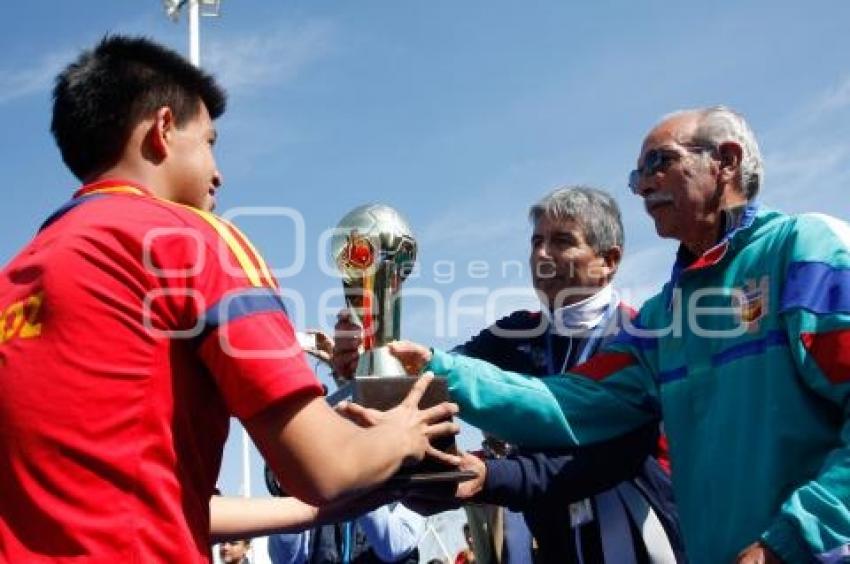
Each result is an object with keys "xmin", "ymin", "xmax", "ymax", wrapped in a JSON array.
[
  {"xmin": 400, "ymin": 451, "xmax": 486, "ymax": 516},
  {"xmin": 388, "ymin": 341, "xmax": 433, "ymax": 375},
  {"xmin": 456, "ymin": 452, "xmax": 487, "ymax": 499},
  {"xmin": 332, "ymin": 309, "xmax": 362, "ymax": 378},
  {"xmin": 299, "ymin": 329, "xmax": 334, "ymax": 365},
  {"xmin": 341, "ymin": 373, "xmax": 462, "ymax": 467},
  {"xmin": 736, "ymin": 541, "xmax": 782, "ymax": 564}
]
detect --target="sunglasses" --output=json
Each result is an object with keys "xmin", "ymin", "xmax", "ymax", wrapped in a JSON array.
[{"xmin": 628, "ymin": 145, "xmax": 713, "ymax": 194}]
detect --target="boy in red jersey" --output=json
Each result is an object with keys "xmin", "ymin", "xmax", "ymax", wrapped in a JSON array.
[{"xmin": 0, "ymin": 35, "xmax": 457, "ymax": 563}]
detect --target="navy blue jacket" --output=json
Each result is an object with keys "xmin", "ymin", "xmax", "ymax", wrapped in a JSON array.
[{"xmin": 456, "ymin": 309, "xmax": 687, "ymax": 563}]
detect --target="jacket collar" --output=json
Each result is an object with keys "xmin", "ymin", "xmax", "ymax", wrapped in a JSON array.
[{"xmin": 665, "ymin": 202, "xmax": 759, "ymax": 309}]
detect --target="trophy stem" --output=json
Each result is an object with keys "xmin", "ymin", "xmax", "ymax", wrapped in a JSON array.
[{"xmin": 361, "ymin": 276, "xmax": 376, "ymax": 350}]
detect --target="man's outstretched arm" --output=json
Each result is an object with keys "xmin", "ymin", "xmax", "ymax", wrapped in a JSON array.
[
  {"xmin": 469, "ymin": 422, "xmax": 659, "ymax": 510},
  {"xmin": 389, "ymin": 341, "xmax": 660, "ymax": 449}
]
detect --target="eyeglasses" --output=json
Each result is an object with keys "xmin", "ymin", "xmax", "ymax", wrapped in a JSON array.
[{"xmin": 628, "ymin": 145, "xmax": 713, "ymax": 194}]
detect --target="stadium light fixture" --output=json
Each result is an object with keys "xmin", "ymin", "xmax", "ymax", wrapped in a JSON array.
[{"xmin": 160, "ymin": 0, "xmax": 221, "ymax": 66}]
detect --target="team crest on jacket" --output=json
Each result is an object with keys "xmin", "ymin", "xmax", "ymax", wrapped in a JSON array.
[{"xmin": 735, "ymin": 276, "xmax": 769, "ymax": 332}]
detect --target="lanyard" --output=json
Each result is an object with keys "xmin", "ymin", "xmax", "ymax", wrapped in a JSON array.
[{"xmin": 545, "ymin": 296, "xmax": 618, "ymax": 374}]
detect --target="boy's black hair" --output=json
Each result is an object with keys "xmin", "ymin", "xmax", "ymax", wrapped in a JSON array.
[{"xmin": 51, "ymin": 35, "xmax": 227, "ymax": 181}]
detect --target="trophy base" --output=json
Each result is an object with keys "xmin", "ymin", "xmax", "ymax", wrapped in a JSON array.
[{"xmin": 354, "ymin": 375, "xmax": 474, "ymax": 484}]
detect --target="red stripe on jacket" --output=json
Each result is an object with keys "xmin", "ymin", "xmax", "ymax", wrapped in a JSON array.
[
  {"xmin": 571, "ymin": 352, "xmax": 636, "ymax": 381},
  {"xmin": 801, "ymin": 330, "xmax": 850, "ymax": 385}
]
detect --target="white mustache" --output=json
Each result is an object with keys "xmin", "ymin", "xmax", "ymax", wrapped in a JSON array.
[{"xmin": 645, "ymin": 194, "xmax": 674, "ymax": 205}]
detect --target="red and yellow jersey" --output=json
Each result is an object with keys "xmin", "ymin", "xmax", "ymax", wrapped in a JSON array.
[{"xmin": 0, "ymin": 179, "xmax": 322, "ymax": 563}]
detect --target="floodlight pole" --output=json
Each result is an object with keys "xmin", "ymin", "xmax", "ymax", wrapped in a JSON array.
[
  {"xmin": 186, "ymin": 0, "xmax": 251, "ymax": 498},
  {"xmin": 188, "ymin": 0, "xmax": 200, "ymax": 66},
  {"xmin": 164, "ymin": 0, "xmax": 246, "ymax": 498},
  {"xmin": 241, "ymin": 430, "xmax": 251, "ymax": 498}
]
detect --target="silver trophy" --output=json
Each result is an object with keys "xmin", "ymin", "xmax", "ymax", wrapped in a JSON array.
[
  {"xmin": 330, "ymin": 204, "xmax": 417, "ymax": 377},
  {"xmin": 331, "ymin": 205, "xmax": 469, "ymax": 482}
]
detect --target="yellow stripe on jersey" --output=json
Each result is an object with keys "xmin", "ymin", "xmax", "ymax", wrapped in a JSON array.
[
  {"xmin": 77, "ymin": 186, "xmax": 272, "ymax": 288},
  {"xmin": 222, "ymin": 218, "xmax": 278, "ymax": 289},
  {"xmin": 184, "ymin": 208, "xmax": 266, "ymax": 288},
  {"xmin": 85, "ymin": 186, "xmax": 147, "ymax": 197}
]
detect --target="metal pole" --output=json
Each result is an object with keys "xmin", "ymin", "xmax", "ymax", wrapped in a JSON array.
[
  {"xmin": 175, "ymin": 0, "xmax": 248, "ymax": 499},
  {"xmin": 188, "ymin": 0, "xmax": 200, "ymax": 66},
  {"xmin": 241, "ymin": 428, "xmax": 252, "ymax": 497}
]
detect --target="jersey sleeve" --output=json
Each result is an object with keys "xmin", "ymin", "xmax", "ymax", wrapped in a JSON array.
[
  {"xmin": 761, "ymin": 213, "xmax": 850, "ymax": 561},
  {"xmin": 146, "ymin": 213, "xmax": 322, "ymax": 421}
]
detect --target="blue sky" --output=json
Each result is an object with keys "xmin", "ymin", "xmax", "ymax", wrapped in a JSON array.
[{"xmin": 2, "ymin": 1, "xmax": 850, "ymax": 498}]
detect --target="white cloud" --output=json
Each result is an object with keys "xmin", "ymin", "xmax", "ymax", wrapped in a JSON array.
[
  {"xmin": 0, "ymin": 50, "xmax": 71, "ymax": 104},
  {"xmin": 0, "ymin": 18, "xmax": 335, "ymax": 105},
  {"xmin": 757, "ymin": 76, "xmax": 850, "ymax": 218},
  {"xmin": 806, "ymin": 75, "xmax": 850, "ymax": 119},
  {"xmin": 205, "ymin": 20, "xmax": 334, "ymax": 92},
  {"xmin": 762, "ymin": 139, "xmax": 850, "ymax": 216},
  {"xmin": 767, "ymin": 143, "xmax": 850, "ymax": 193}
]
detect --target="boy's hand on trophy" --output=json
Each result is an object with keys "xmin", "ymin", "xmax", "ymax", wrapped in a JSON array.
[
  {"xmin": 335, "ymin": 400, "xmax": 383, "ymax": 427},
  {"xmin": 337, "ymin": 374, "xmax": 461, "ymax": 466},
  {"xmin": 387, "ymin": 341, "xmax": 433, "ymax": 375},
  {"xmin": 332, "ymin": 309, "xmax": 362, "ymax": 378},
  {"xmin": 383, "ymin": 373, "xmax": 461, "ymax": 465}
]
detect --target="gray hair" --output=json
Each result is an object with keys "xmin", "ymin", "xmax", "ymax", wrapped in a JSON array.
[
  {"xmin": 528, "ymin": 186, "xmax": 624, "ymax": 253},
  {"xmin": 667, "ymin": 106, "xmax": 763, "ymax": 199}
]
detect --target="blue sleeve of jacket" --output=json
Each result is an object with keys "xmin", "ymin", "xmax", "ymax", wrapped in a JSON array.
[{"xmin": 477, "ymin": 422, "xmax": 659, "ymax": 510}]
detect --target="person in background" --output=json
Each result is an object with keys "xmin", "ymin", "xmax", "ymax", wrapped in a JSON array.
[
  {"xmin": 454, "ymin": 523, "xmax": 476, "ymax": 564},
  {"xmin": 268, "ymin": 503, "xmax": 424, "ymax": 564},
  {"xmin": 220, "ymin": 539, "xmax": 252, "ymax": 564}
]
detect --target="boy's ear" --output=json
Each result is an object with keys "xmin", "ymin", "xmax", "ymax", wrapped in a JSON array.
[{"xmin": 148, "ymin": 106, "xmax": 175, "ymax": 159}]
